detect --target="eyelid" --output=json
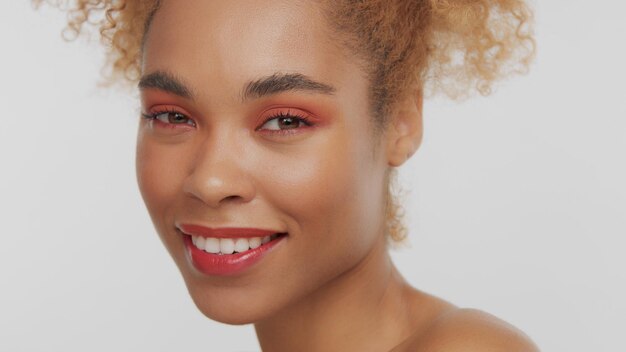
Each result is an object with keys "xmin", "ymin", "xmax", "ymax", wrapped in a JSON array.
[
  {"xmin": 141, "ymin": 105, "xmax": 196, "ymax": 128},
  {"xmin": 146, "ymin": 105, "xmax": 189, "ymax": 116},
  {"xmin": 258, "ymin": 107, "xmax": 316, "ymax": 123},
  {"xmin": 144, "ymin": 103, "xmax": 193, "ymax": 116},
  {"xmin": 256, "ymin": 108, "xmax": 316, "ymax": 133}
]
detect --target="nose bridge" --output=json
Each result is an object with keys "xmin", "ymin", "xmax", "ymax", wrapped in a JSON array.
[{"xmin": 183, "ymin": 126, "xmax": 255, "ymax": 207}]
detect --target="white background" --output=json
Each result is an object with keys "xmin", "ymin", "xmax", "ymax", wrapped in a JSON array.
[{"xmin": 1, "ymin": 1, "xmax": 624, "ymax": 351}]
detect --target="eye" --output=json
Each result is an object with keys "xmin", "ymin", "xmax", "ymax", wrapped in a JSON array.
[
  {"xmin": 258, "ymin": 110, "xmax": 313, "ymax": 134},
  {"xmin": 141, "ymin": 109, "xmax": 196, "ymax": 127}
]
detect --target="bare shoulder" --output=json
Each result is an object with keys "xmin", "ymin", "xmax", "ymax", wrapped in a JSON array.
[{"xmin": 395, "ymin": 308, "xmax": 539, "ymax": 352}]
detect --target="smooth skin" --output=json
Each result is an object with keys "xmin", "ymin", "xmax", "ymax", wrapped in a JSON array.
[{"xmin": 135, "ymin": 0, "xmax": 539, "ymax": 351}]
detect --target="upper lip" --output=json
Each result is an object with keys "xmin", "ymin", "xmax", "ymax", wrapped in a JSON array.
[{"xmin": 177, "ymin": 223, "xmax": 283, "ymax": 238}]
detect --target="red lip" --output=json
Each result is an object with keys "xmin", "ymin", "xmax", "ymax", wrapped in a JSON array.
[
  {"xmin": 177, "ymin": 224, "xmax": 287, "ymax": 276},
  {"xmin": 178, "ymin": 224, "xmax": 280, "ymax": 238}
]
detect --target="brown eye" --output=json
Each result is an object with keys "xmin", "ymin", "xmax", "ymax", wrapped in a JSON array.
[
  {"xmin": 147, "ymin": 111, "xmax": 195, "ymax": 127},
  {"xmin": 277, "ymin": 116, "xmax": 300, "ymax": 129},
  {"xmin": 156, "ymin": 112, "xmax": 189, "ymax": 124},
  {"xmin": 259, "ymin": 114, "xmax": 311, "ymax": 132}
]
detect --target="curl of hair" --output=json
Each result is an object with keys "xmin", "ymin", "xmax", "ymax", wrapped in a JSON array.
[
  {"xmin": 33, "ymin": 0, "xmax": 159, "ymax": 84},
  {"xmin": 328, "ymin": 0, "xmax": 535, "ymax": 124},
  {"xmin": 34, "ymin": 0, "xmax": 535, "ymax": 243}
]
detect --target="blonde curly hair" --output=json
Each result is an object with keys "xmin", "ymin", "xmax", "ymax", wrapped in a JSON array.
[{"xmin": 34, "ymin": 0, "xmax": 535, "ymax": 244}]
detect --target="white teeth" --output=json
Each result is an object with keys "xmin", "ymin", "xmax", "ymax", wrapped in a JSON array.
[
  {"xmin": 220, "ymin": 238, "xmax": 235, "ymax": 254},
  {"xmin": 234, "ymin": 238, "xmax": 250, "ymax": 253},
  {"xmin": 190, "ymin": 234, "xmax": 281, "ymax": 254},
  {"xmin": 249, "ymin": 237, "xmax": 262, "ymax": 249},
  {"xmin": 196, "ymin": 236, "xmax": 206, "ymax": 249},
  {"xmin": 204, "ymin": 237, "xmax": 220, "ymax": 254}
]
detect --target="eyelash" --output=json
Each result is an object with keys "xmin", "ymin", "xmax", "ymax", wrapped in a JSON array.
[
  {"xmin": 257, "ymin": 110, "xmax": 314, "ymax": 135},
  {"xmin": 141, "ymin": 108, "xmax": 314, "ymax": 135},
  {"xmin": 141, "ymin": 108, "xmax": 195, "ymax": 129}
]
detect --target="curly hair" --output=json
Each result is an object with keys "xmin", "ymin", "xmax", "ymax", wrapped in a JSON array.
[{"xmin": 34, "ymin": 0, "xmax": 535, "ymax": 244}]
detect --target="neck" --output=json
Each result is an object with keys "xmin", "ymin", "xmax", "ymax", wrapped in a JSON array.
[{"xmin": 254, "ymin": 236, "xmax": 416, "ymax": 352}]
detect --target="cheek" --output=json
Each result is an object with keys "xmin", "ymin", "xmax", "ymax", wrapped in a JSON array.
[
  {"xmin": 257, "ymin": 134, "xmax": 358, "ymax": 222},
  {"xmin": 259, "ymin": 128, "xmax": 386, "ymax": 274},
  {"xmin": 135, "ymin": 134, "xmax": 189, "ymax": 225}
]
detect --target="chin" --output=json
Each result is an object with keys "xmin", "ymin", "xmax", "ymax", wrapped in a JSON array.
[{"xmin": 184, "ymin": 280, "xmax": 284, "ymax": 325}]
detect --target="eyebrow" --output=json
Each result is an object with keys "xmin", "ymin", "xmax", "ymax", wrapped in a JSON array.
[
  {"xmin": 138, "ymin": 71, "xmax": 195, "ymax": 99},
  {"xmin": 138, "ymin": 71, "xmax": 336, "ymax": 102},
  {"xmin": 242, "ymin": 72, "xmax": 336, "ymax": 101}
]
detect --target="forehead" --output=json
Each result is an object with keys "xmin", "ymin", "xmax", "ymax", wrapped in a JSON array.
[{"xmin": 141, "ymin": 0, "xmax": 359, "ymax": 105}]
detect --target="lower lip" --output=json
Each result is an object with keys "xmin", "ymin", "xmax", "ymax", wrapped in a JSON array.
[{"xmin": 183, "ymin": 234, "xmax": 286, "ymax": 276}]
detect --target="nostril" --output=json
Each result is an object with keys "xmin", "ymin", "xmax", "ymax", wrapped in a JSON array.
[
  {"xmin": 181, "ymin": 163, "xmax": 257, "ymax": 208},
  {"xmin": 223, "ymin": 195, "xmax": 240, "ymax": 201}
]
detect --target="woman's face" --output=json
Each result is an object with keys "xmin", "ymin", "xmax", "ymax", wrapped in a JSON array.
[{"xmin": 136, "ymin": 0, "xmax": 391, "ymax": 324}]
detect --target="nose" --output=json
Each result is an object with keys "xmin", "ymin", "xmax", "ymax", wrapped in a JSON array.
[{"xmin": 182, "ymin": 134, "xmax": 256, "ymax": 208}]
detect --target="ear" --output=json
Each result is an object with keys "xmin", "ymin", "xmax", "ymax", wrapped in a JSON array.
[{"xmin": 385, "ymin": 90, "xmax": 424, "ymax": 167}]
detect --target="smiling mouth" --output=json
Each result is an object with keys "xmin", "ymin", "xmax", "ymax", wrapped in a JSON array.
[{"xmin": 189, "ymin": 233, "xmax": 287, "ymax": 255}]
